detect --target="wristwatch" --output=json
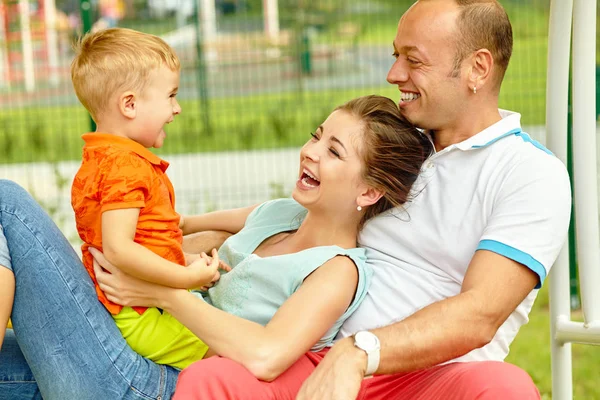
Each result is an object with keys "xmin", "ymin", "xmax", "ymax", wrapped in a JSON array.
[{"xmin": 353, "ymin": 331, "xmax": 380, "ymax": 376}]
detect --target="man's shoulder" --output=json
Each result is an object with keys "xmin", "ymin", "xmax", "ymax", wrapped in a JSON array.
[{"xmin": 492, "ymin": 132, "xmax": 567, "ymax": 176}]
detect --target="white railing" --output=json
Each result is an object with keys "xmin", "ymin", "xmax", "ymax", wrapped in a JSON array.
[{"xmin": 547, "ymin": 0, "xmax": 600, "ymax": 399}]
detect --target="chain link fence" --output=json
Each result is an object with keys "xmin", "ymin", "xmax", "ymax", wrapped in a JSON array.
[{"xmin": 0, "ymin": 0, "xmax": 580, "ymax": 240}]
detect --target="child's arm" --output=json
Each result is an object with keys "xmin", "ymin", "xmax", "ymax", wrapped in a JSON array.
[
  {"xmin": 102, "ymin": 208, "xmax": 218, "ymax": 289},
  {"xmin": 180, "ymin": 205, "xmax": 258, "ymax": 236},
  {"xmin": 0, "ymin": 266, "xmax": 14, "ymax": 351}
]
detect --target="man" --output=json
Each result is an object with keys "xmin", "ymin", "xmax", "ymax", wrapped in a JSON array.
[{"xmin": 296, "ymin": 0, "xmax": 571, "ymax": 399}]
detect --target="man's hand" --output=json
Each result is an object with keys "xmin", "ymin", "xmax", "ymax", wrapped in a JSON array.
[{"xmin": 297, "ymin": 337, "xmax": 366, "ymax": 400}]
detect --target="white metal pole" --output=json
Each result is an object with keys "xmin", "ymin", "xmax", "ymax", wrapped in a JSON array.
[
  {"xmin": 200, "ymin": 0, "xmax": 216, "ymax": 42},
  {"xmin": 546, "ymin": 0, "xmax": 574, "ymax": 398},
  {"xmin": 549, "ymin": 250, "xmax": 574, "ymax": 400},
  {"xmin": 0, "ymin": 3, "xmax": 10, "ymax": 88},
  {"xmin": 44, "ymin": 0, "xmax": 59, "ymax": 86},
  {"xmin": 19, "ymin": 0, "xmax": 35, "ymax": 92},
  {"xmin": 263, "ymin": 0, "xmax": 279, "ymax": 41},
  {"xmin": 199, "ymin": 0, "xmax": 217, "ymax": 63},
  {"xmin": 572, "ymin": 0, "xmax": 600, "ymax": 324}
]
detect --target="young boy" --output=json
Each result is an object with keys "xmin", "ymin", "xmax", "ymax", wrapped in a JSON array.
[{"xmin": 70, "ymin": 28, "xmax": 220, "ymax": 369}]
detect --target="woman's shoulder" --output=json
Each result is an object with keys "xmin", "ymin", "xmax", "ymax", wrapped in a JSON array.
[
  {"xmin": 294, "ymin": 245, "xmax": 369, "ymax": 279},
  {"xmin": 313, "ymin": 246, "xmax": 367, "ymax": 267},
  {"xmin": 245, "ymin": 198, "xmax": 306, "ymax": 229}
]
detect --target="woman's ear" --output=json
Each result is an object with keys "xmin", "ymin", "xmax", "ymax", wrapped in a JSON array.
[
  {"xmin": 357, "ymin": 187, "xmax": 384, "ymax": 209},
  {"xmin": 119, "ymin": 91, "xmax": 137, "ymax": 119}
]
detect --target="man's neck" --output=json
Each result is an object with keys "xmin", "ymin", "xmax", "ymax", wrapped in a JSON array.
[{"xmin": 432, "ymin": 107, "xmax": 503, "ymax": 152}]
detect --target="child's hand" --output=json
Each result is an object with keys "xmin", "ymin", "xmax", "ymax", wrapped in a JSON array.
[
  {"xmin": 197, "ymin": 251, "xmax": 232, "ymax": 291},
  {"xmin": 184, "ymin": 252, "xmax": 200, "ymax": 266},
  {"xmin": 185, "ymin": 249, "xmax": 221, "ymax": 289}
]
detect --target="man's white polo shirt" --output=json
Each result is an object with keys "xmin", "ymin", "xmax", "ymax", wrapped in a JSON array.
[{"xmin": 339, "ymin": 110, "xmax": 571, "ymax": 362}]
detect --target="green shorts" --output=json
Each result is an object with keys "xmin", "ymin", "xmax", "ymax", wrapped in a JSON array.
[{"xmin": 114, "ymin": 307, "xmax": 208, "ymax": 370}]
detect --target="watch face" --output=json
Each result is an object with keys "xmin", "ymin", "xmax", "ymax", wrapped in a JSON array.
[{"xmin": 355, "ymin": 331, "xmax": 378, "ymax": 350}]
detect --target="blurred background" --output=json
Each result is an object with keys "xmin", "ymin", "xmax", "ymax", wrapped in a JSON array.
[{"xmin": 0, "ymin": 1, "xmax": 598, "ymax": 397}]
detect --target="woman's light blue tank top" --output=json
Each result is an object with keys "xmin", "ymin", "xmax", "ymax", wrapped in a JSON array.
[{"xmin": 205, "ymin": 198, "xmax": 372, "ymax": 351}]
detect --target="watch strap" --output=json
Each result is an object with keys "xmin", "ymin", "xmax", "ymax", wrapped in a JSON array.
[{"xmin": 365, "ymin": 346, "xmax": 380, "ymax": 376}]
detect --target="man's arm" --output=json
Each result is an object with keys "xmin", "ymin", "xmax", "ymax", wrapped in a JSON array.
[
  {"xmin": 297, "ymin": 251, "xmax": 539, "ymax": 399},
  {"xmin": 0, "ymin": 267, "xmax": 14, "ymax": 351},
  {"xmin": 374, "ymin": 250, "xmax": 538, "ymax": 373}
]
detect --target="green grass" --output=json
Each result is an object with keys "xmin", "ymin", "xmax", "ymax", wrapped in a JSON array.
[{"xmin": 507, "ymin": 284, "xmax": 600, "ymax": 399}]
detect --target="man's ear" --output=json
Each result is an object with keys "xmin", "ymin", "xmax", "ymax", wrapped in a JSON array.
[
  {"xmin": 357, "ymin": 187, "xmax": 384, "ymax": 209},
  {"xmin": 468, "ymin": 48, "xmax": 494, "ymax": 92},
  {"xmin": 118, "ymin": 91, "xmax": 137, "ymax": 119}
]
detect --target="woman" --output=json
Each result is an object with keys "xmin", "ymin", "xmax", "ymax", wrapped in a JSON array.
[{"xmin": 0, "ymin": 95, "xmax": 432, "ymax": 399}]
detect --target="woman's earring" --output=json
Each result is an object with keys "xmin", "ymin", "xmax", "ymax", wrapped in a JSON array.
[
  {"xmin": 357, "ymin": 205, "xmax": 362, "ymax": 211},
  {"xmin": 473, "ymin": 86, "xmax": 477, "ymax": 94}
]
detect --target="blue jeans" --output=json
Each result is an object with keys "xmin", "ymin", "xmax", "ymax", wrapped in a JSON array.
[{"xmin": 0, "ymin": 180, "xmax": 179, "ymax": 399}]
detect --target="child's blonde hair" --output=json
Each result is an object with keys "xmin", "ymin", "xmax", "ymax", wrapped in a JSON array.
[{"xmin": 71, "ymin": 28, "xmax": 180, "ymax": 121}]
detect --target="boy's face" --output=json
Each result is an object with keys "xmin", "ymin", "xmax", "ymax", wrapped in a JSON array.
[{"xmin": 131, "ymin": 65, "xmax": 181, "ymax": 148}]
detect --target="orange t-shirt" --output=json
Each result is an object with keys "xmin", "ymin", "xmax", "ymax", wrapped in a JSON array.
[{"xmin": 71, "ymin": 133, "xmax": 185, "ymax": 315}]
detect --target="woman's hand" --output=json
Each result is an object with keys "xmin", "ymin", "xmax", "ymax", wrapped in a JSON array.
[{"xmin": 90, "ymin": 247, "xmax": 179, "ymax": 309}]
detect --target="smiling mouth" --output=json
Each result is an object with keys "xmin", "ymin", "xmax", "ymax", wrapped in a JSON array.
[
  {"xmin": 299, "ymin": 169, "xmax": 320, "ymax": 187},
  {"xmin": 400, "ymin": 90, "xmax": 421, "ymax": 102}
]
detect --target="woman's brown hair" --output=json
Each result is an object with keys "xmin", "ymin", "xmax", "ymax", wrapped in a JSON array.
[{"xmin": 335, "ymin": 95, "xmax": 433, "ymax": 226}]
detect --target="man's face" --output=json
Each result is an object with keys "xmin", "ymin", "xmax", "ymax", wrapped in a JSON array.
[{"xmin": 387, "ymin": 0, "xmax": 467, "ymax": 131}]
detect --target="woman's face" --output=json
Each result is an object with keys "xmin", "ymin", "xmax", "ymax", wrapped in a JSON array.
[{"xmin": 293, "ymin": 109, "xmax": 369, "ymax": 216}]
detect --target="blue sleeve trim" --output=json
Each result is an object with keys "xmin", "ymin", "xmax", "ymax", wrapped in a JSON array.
[
  {"xmin": 477, "ymin": 239, "xmax": 546, "ymax": 288},
  {"xmin": 471, "ymin": 128, "xmax": 522, "ymax": 148},
  {"xmin": 515, "ymin": 132, "xmax": 554, "ymax": 155}
]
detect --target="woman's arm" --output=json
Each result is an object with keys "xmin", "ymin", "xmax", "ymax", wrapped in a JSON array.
[
  {"xmin": 182, "ymin": 230, "xmax": 233, "ymax": 255},
  {"xmin": 93, "ymin": 249, "xmax": 359, "ymax": 381},
  {"xmin": 0, "ymin": 266, "xmax": 15, "ymax": 350},
  {"xmin": 180, "ymin": 205, "xmax": 258, "ymax": 236},
  {"xmin": 102, "ymin": 209, "xmax": 219, "ymax": 289}
]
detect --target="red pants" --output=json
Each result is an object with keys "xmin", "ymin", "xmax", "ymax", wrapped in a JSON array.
[{"xmin": 174, "ymin": 349, "xmax": 540, "ymax": 400}]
